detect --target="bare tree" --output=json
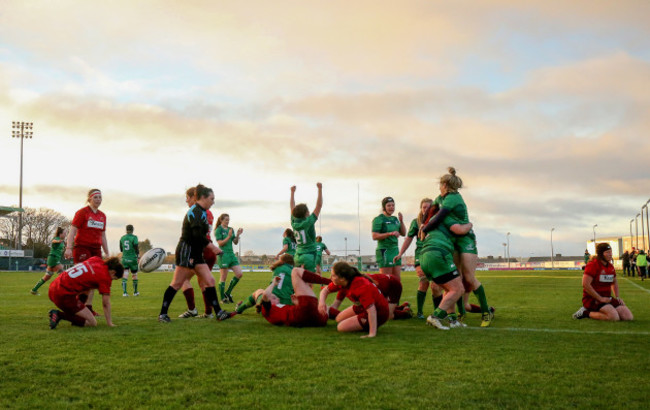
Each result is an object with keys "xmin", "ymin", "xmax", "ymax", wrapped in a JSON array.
[
  {"xmin": 10, "ymin": 207, "xmax": 70, "ymax": 257},
  {"xmin": 0, "ymin": 214, "xmax": 19, "ymax": 248}
]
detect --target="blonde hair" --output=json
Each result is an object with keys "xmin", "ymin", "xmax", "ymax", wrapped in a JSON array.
[
  {"xmin": 440, "ymin": 167, "xmax": 463, "ymax": 193},
  {"xmin": 417, "ymin": 198, "xmax": 433, "ymax": 227}
]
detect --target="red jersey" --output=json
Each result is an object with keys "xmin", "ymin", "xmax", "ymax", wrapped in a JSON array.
[
  {"xmin": 261, "ymin": 296, "xmax": 327, "ymax": 327},
  {"xmin": 206, "ymin": 210, "xmax": 214, "ymax": 242},
  {"xmin": 583, "ymin": 259, "xmax": 615, "ymax": 302},
  {"xmin": 51, "ymin": 256, "xmax": 113, "ymax": 295},
  {"xmin": 328, "ymin": 276, "xmax": 389, "ymax": 315},
  {"xmin": 336, "ymin": 273, "xmax": 402, "ymax": 304},
  {"xmin": 71, "ymin": 206, "xmax": 106, "ymax": 248}
]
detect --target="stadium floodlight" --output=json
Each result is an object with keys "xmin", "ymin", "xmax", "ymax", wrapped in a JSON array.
[
  {"xmin": 550, "ymin": 228, "xmax": 555, "ymax": 270},
  {"xmin": 501, "ymin": 243, "xmax": 506, "ymax": 259},
  {"xmin": 629, "ymin": 219, "xmax": 634, "ymax": 250},
  {"xmin": 506, "ymin": 232, "xmax": 511, "ymax": 269},
  {"xmin": 635, "ymin": 214, "xmax": 641, "ymax": 249},
  {"xmin": 11, "ymin": 121, "xmax": 33, "ymax": 250},
  {"xmin": 592, "ymin": 224, "xmax": 597, "ymax": 244}
]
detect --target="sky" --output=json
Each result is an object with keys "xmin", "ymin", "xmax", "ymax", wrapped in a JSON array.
[{"xmin": 1, "ymin": 1, "xmax": 649, "ymax": 259}]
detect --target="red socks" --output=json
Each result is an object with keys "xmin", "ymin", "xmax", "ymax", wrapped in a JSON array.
[
  {"xmin": 301, "ymin": 270, "xmax": 331, "ymax": 285},
  {"xmin": 183, "ymin": 288, "xmax": 195, "ymax": 311}
]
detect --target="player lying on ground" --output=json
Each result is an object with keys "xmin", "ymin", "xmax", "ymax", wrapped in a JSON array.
[
  {"xmin": 244, "ymin": 267, "xmax": 331, "ymax": 327},
  {"xmin": 573, "ymin": 242, "xmax": 633, "ymax": 321},
  {"xmin": 319, "ymin": 261, "xmax": 390, "ymax": 338},
  {"xmin": 233, "ymin": 254, "xmax": 295, "ymax": 315},
  {"xmin": 47, "ymin": 256, "xmax": 124, "ymax": 329},
  {"xmin": 324, "ymin": 272, "xmax": 412, "ymax": 320}
]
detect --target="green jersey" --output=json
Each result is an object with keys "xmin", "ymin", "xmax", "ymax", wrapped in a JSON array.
[
  {"xmin": 215, "ymin": 225, "xmax": 235, "ymax": 253},
  {"xmin": 119, "ymin": 233, "xmax": 139, "ymax": 260},
  {"xmin": 372, "ymin": 213, "xmax": 401, "ymax": 249},
  {"xmin": 315, "ymin": 242, "xmax": 328, "ymax": 258},
  {"xmin": 48, "ymin": 236, "xmax": 65, "ymax": 260},
  {"xmin": 271, "ymin": 263, "xmax": 295, "ymax": 305},
  {"xmin": 283, "ymin": 236, "xmax": 297, "ymax": 256},
  {"xmin": 421, "ymin": 228, "xmax": 454, "ymax": 255},
  {"xmin": 436, "ymin": 192, "xmax": 469, "ymax": 228},
  {"xmin": 291, "ymin": 213, "xmax": 318, "ymax": 253},
  {"xmin": 407, "ymin": 219, "xmax": 423, "ymax": 249}
]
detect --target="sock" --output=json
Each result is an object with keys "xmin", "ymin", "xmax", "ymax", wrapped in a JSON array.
[
  {"xmin": 472, "ymin": 285, "xmax": 490, "ymax": 314},
  {"xmin": 416, "ymin": 290, "xmax": 426, "ymax": 314},
  {"xmin": 448, "ymin": 312, "xmax": 458, "ymax": 322},
  {"xmin": 236, "ymin": 294, "xmax": 257, "ymax": 313},
  {"xmin": 86, "ymin": 304, "xmax": 93, "ymax": 313},
  {"xmin": 202, "ymin": 291, "xmax": 212, "ymax": 315},
  {"xmin": 133, "ymin": 279, "xmax": 138, "ymax": 293},
  {"xmin": 32, "ymin": 278, "xmax": 46, "ymax": 292},
  {"xmin": 61, "ymin": 312, "xmax": 85, "ymax": 327},
  {"xmin": 393, "ymin": 309, "xmax": 412, "ymax": 320},
  {"xmin": 219, "ymin": 281, "xmax": 226, "ymax": 299},
  {"xmin": 433, "ymin": 307, "xmax": 448, "ymax": 320},
  {"xmin": 468, "ymin": 303, "xmax": 482, "ymax": 313},
  {"xmin": 301, "ymin": 270, "xmax": 331, "ymax": 285},
  {"xmin": 456, "ymin": 298, "xmax": 467, "ymax": 316},
  {"xmin": 122, "ymin": 279, "xmax": 127, "ymax": 294},
  {"xmin": 226, "ymin": 276, "xmax": 240, "ymax": 295},
  {"xmin": 204, "ymin": 286, "xmax": 223, "ymax": 313},
  {"xmin": 328, "ymin": 307, "xmax": 340, "ymax": 320},
  {"xmin": 160, "ymin": 286, "xmax": 178, "ymax": 315},
  {"xmin": 183, "ymin": 288, "xmax": 196, "ymax": 311},
  {"xmin": 433, "ymin": 295, "xmax": 443, "ymax": 309}
]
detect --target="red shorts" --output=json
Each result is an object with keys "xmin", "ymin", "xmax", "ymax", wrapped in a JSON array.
[
  {"xmin": 383, "ymin": 281, "xmax": 402, "ymax": 304},
  {"xmin": 203, "ymin": 248, "xmax": 217, "ymax": 271},
  {"xmin": 48, "ymin": 283, "xmax": 86, "ymax": 315},
  {"xmin": 73, "ymin": 246, "xmax": 102, "ymax": 264},
  {"xmin": 352, "ymin": 304, "xmax": 389, "ymax": 331},
  {"xmin": 292, "ymin": 296, "xmax": 328, "ymax": 327}
]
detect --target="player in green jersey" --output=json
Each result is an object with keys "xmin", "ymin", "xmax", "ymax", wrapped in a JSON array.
[
  {"xmin": 315, "ymin": 236, "xmax": 331, "ymax": 276},
  {"xmin": 275, "ymin": 228, "xmax": 297, "ymax": 259},
  {"xmin": 425, "ymin": 167, "xmax": 493, "ymax": 327},
  {"xmin": 232, "ymin": 254, "xmax": 296, "ymax": 315},
  {"xmin": 119, "ymin": 225, "xmax": 140, "ymax": 296},
  {"xmin": 290, "ymin": 183, "xmax": 323, "ymax": 272},
  {"xmin": 372, "ymin": 196, "xmax": 406, "ymax": 280},
  {"xmin": 394, "ymin": 199, "xmax": 444, "ymax": 318},
  {"xmin": 31, "ymin": 227, "xmax": 67, "ymax": 295},
  {"xmin": 215, "ymin": 213, "xmax": 244, "ymax": 303}
]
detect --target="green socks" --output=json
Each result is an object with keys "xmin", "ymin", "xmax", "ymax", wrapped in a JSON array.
[
  {"xmin": 32, "ymin": 278, "xmax": 45, "ymax": 292},
  {"xmin": 236, "ymin": 294, "xmax": 257, "ymax": 313},
  {"xmin": 416, "ymin": 290, "xmax": 426, "ymax": 314},
  {"xmin": 122, "ymin": 279, "xmax": 127, "ymax": 294},
  {"xmin": 456, "ymin": 298, "xmax": 467, "ymax": 316},
  {"xmin": 225, "ymin": 276, "xmax": 240, "ymax": 295},
  {"xmin": 133, "ymin": 279, "xmax": 138, "ymax": 293},
  {"xmin": 433, "ymin": 308, "xmax": 448, "ymax": 320},
  {"xmin": 473, "ymin": 285, "xmax": 490, "ymax": 314},
  {"xmin": 219, "ymin": 282, "xmax": 226, "ymax": 299}
]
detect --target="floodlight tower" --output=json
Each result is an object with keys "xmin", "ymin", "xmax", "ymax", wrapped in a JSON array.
[
  {"xmin": 11, "ymin": 121, "xmax": 33, "ymax": 250},
  {"xmin": 506, "ymin": 232, "xmax": 511, "ymax": 269},
  {"xmin": 635, "ymin": 213, "xmax": 641, "ymax": 249},
  {"xmin": 630, "ymin": 219, "xmax": 634, "ymax": 250},
  {"xmin": 550, "ymin": 228, "xmax": 555, "ymax": 269},
  {"xmin": 592, "ymin": 224, "xmax": 597, "ymax": 244}
]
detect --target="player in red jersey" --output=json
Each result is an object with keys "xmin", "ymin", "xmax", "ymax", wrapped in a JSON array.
[
  {"xmin": 326, "ymin": 273, "xmax": 412, "ymax": 320},
  {"xmin": 47, "ymin": 256, "xmax": 124, "ymax": 329},
  {"xmin": 319, "ymin": 261, "xmax": 390, "ymax": 338},
  {"xmin": 572, "ymin": 243, "xmax": 633, "ymax": 321},
  {"xmin": 64, "ymin": 188, "xmax": 109, "ymax": 314},
  {"xmin": 258, "ymin": 267, "xmax": 331, "ymax": 327},
  {"xmin": 177, "ymin": 187, "xmax": 219, "ymax": 319}
]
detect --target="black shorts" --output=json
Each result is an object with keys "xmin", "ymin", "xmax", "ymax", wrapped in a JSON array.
[{"xmin": 175, "ymin": 241, "xmax": 205, "ymax": 269}]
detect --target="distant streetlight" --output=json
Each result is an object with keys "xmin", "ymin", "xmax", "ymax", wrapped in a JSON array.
[
  {"xmin": 551, "ymin": 228, "xmax": 555, "ymax": 270},
  {"xmin": 642, "ymin": 200, "xmax": 650, "ymax": 251},
  {"xmin": 635, "ymin": 213, "xmax": 641, "ymax": 249},
  {"xmin": 11, "ymin": 121, "xmax": 33, "ymax": 250},
  {"xmin": 344, "ymin": 237, "xmax": 348, "ymax": 259},
  {"xmin": 506, "ymin": 232, "xmax": 511, "ymax": 269},
  {"xmin": 630, "ymin": 219, "xmax": 634, "ymax": 250},
  {"xmin": 592, "ymin": 224, "xmax": 597, "ymax": 244},
  {"xmin": 501, "ymin": 242, "xmax": 506, "ymax": 259}
]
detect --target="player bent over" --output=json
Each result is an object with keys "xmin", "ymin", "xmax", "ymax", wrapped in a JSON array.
[
  {"xmin": 233, "ymin": 254, "xmax": 295, "ymax": 315},
  {"xmin": 319, "ymin": 262, "xmax": 390, "ymax": 338},
  {"xmin": 573, "ymin": 243, "xmax": 633, "ymax": 321},
  {"xmin": 47, "ymin": 256, "xmax": 124, "ymax": 329},
  {"xmin": 119, "ymin": 224, "xmax": 140, "ymax": 296},
  {"xmin": 257, "ymin": 267, "xmax": 331, "ymax": 327}
]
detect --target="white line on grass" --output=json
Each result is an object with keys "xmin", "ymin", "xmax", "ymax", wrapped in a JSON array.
[
  {"xmin": 464, "ymin": 327, "xmax": 650, "ymax": 336},
  {"xmin": 621, "ymin": 277, "xmax": 650, "ymax": 294}
]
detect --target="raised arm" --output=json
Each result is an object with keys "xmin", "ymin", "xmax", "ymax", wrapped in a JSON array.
[
  {"xmin": 290, "ymin": 186, "xmax": 296, "ymax": 212},
  {"xmin": 313, "ymin": 183, "xmax": 323, "ymax": 217}
]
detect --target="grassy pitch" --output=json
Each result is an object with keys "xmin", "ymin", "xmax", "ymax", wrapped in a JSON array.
[{"xmin": 1, "ymin": 269, "xmax": 649, "ymax": 409}]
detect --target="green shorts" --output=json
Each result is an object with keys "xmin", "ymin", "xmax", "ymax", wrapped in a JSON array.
[
  {"xmin": 122, "ymin": 258, "xmax": 139, "ymax": 273},
  {"xmin": 376, "ymin": 247, "xmax": 401, "ymax": 268},
  {"xmin": 414, "ymin": 248, "xmax": 421, "ymax": 267},
  {"xmin": 420, "ymin": 247, "xmax": 459, "ymax": 285},
  {"xmin": 316, "ymin": 256, "xmax": 323, "ymax": 267},
  {"xmin": 218, "ymin": 252, "xmax": 240, "ymax": 269},
  {"xmin": 47, "ymin": 255, "xmax": 62, "ymax": 268},
  {"xmin": 295, "ymin": 251, "xmax": 317, "ymax": 272},
  {"xmin": 453, "ymin": 230, "xmax": 478, "ymax": 255}
]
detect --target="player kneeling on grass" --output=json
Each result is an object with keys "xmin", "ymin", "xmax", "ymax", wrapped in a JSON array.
[
  {"xmin": 255, "ymin": 267, "xmax": 331, "ymax": 327},
  {"xmin": 324, "ymin": 273, "xmax": 412, "ymax": 320},
  {"xmin": 233, "ymin": 254, "xmax": 295, "ymax": 315},
  {"xmin": 319, "ymin": 261, "xmax": 390, "ymax": 339},
  {"xmin": 573, "ymin": 243, "xmax": 633, "ymax": 322},
  {"xmin": 47, "ymin": 256, "xmax": 124, "ymax": 329}
]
